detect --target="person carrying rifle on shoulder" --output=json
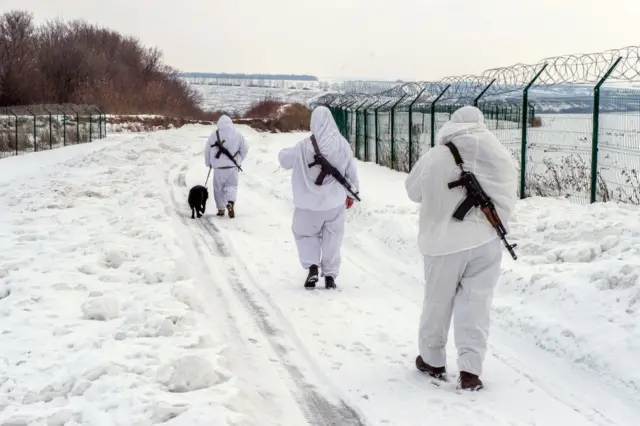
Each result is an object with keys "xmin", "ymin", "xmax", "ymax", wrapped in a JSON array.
[
  {"xmin": 278, "ymin": 106, "xmax": 360, "ymax": 290},
  {"xmin": 405, "ymin": 106, "xmax": 518, "ymax": 391},
  {"xmin": 204, "ymin": 115, "xmax": 249, "ymax": 218}
]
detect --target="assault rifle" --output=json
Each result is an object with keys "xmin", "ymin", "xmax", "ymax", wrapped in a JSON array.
[
  {"xmin": 445, "ymin": 142, "xmax": 517, "ymax": 260},
  {"xmin": 212, "ymin": 130, "xmax": 243, "ymax": 171},
  {"xmin": 307, "ymin": 135, "xmax": 361, "ymax": 202}
]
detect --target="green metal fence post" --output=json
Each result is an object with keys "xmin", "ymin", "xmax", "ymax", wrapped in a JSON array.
[
  {"xmin": 332, "ymin": 103, "xmax": 342, "ymax": 132},
  {"xmin": 328, "ymin": 105, "xmax": 336, "ymax": 129},
  {"xmin": 520, "ymin": 63, "xmax": 548, "ymax": 199},
  {"xmin": 48, "ymin": 110, "xmax": 53, "ymax": 148},
  {"xmin": 591, "ymin": 56, "xmax": 623, "ymax": 203},
  {"xmin": 337, "ymin": 103, "xmax": 347, "ymax": 137},
  {"xmin": 430, "ymin": 85, "xmax": 451, "ymax": 147},
  {"xmin": 363, "ymin": 100, "xmax": 378, "ymax": 162},
  {"xmin": 69, "ymin": 106, "xmax": 80, "ymax": 143},
  {"xmin": 61, "ymin": 106, "xmax": 67, "ymax": 146},
  {"xmin": 354, "ymin": 103, "xmax": 361, "ymax": 158},
  {"xmin": 27, "ymin": 108, "xmax": 37, "ymax": 152},
  {"xmin": 98, "ymin": 108, "xmax": 103, "ymax": 139},
  {"xmin": 10, "ymin": 109, "xmax": 18, "ymax": 156},
  {"xmin": 336, "ymin": 105, "xmax": 344, "ymax": 136},
  {"xmin": 102, "ymin": 110, "xmax": 107, "ymax": 138},
  {"xmin": 408, "ymin": 87, "xmax": 428, "ymax": 170},
  {"xmin": 43, "ymin": 106, "xmax": 53, "ymax": 149},
  {"xmin": 339, "ymin": 101, "xmax": 351, "ymax": 137},
  {"xmin": 345, "ymin": 101, "xmax": 357, "ymax": 144},
  {"xmin": 342, "ymin": 102, "xmax": 352, "ymax": 142},
  {"xmin": 374, "ymin": 100, "xmax": 391, "ymax": 165},
  {"xmin": 354, "ymin": 100, "xmax": 368, "ymax": 160},
  {"xmin": 390, "ymin": 94, "xmax": 408, "ymax": 170},
  {"xmin": 473, "ymin": 79, "xmax": 496, "ymax": 107}
]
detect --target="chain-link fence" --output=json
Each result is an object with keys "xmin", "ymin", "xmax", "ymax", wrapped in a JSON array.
[
  {"xmin": 317, "ymin": 46, "xmax": 640, "ymax": 205},
  {"xmin": 0, "ymin": 104, "xmax": 107, "ymax": 158}
]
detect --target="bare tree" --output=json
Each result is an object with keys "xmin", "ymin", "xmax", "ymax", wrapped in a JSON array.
[
  {"xmin": 0, "ymin": 9, "xmax": 211, "ymax": 119},
  {"xmin": 0, "ymin": 11, "xmax": 37, "ymax": 105}
]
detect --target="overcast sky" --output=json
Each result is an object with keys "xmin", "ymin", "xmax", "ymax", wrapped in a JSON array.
[{"xmin": 2, "ymin": 0, "xmax": 638, "ymax": 81}]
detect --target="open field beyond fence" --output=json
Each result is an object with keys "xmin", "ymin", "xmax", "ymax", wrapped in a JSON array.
[{"xmin": 317, "ymin": 46, "xmax": 640, "ymax": 205}]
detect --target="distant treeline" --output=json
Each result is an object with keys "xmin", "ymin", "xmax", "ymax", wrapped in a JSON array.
[{"xmin": 182, "ymin": 72, "xmax": 319, "ymax": 81}]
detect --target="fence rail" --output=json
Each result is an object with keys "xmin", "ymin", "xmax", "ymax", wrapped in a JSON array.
[
  {"xmin": 316, "ymin": 46, "xmax": 640, "ymax": 205},
  {"xmin": 0, "ymin": 104, "xmax": 107, "ymax": 158}
]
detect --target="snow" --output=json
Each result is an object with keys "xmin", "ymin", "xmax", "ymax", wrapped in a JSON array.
[
  {"xmin": 192, "ymin": 84, "xmax": 325, "ymax": 115},
  {"xmin": 1, "ymin": 124, "xmax": 640, "ymax": 425}
]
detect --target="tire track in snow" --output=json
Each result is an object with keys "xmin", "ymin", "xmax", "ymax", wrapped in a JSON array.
[
  {"xmin": 197, "ymin": 217, "xmax": 367, "ymax": 426},
  {"xmin": 170, "ymin": 165, "xmax": 368, "ymax": 426}
]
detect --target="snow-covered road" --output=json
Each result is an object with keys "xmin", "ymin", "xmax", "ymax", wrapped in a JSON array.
[{"xmin": 1, "ymin": 125, "xmax": 639, "ymax": 425}]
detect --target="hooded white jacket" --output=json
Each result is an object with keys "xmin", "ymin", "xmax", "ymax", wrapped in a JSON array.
[
  {"xmin": 205, "ymin": 115, "xmax": 249, "ymax": 169},
  {"xmin": 278, "ymin": 106, "xmax": 360, "ymax": 211},
  {"xmin": 405, "ymin": 106, "xmax": 518, "ymax": 256}
]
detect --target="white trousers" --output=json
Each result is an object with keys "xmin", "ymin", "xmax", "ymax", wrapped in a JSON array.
[
  {"xmin": 418, "ymin": 238, "xmax": 502, "ymax": 376},
  {"xmin": 212, "ymin": 168, "xmax": 238, "ymax": 210},
  {"xmin": 291, "ymin": 205, "xmax": 345, "ymax": 278}
]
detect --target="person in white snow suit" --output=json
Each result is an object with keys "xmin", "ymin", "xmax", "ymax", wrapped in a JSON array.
[
  {"xmin": 204, "ymin": 115, "xmax": 249, "ymax": 218},
  {"xmin": 277, "ymin": 106, "xmax": 360, "ymax": 289},
  {"xmin": 405, "ymin": 105, "xmax": 518, "ymax": 391}
]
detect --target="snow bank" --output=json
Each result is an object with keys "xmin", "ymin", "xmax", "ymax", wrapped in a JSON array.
[
  {"xmin": 497, "ymin": 197, "xmax": 640, "ymax": 393},
  {"xmin": 0, "ymin": 127, "xmax": 245, "ymax": 425}
]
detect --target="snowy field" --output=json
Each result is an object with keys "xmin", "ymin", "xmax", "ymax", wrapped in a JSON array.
[
  {"xmin": 192, "ymin": 84, "xmax": 326, "ymax": 115},
  {"xmin": 361, "ymin": 111, "xmax": 640, "ymax": 204},
  {"xmin": 1, "ymin": 124, "xmax": 640, "ymax": 425}
]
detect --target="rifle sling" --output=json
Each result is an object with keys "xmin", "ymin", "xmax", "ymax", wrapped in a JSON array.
[
  {"xmin": 444, "ymin": 141, "xmax": 477, "ymax": 219},
  {"xmin": 444, "ymin": 141, "xmax": 464, "ymax": 169},
  {"xmin": 310, "ymin": 134, "xmax": 328, "ymax": 185}
]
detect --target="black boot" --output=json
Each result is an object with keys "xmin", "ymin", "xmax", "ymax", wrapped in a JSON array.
[
  {"xmin": 226, "ymin": 201, "xmax": 235, "ymax": 218},
  {"xmin": 325, "ymin": 276, "xmax": 336, "ymax": 289},
  {"xmin": 458, "ymin": 371, "xmax": 483, "ymax": 391},
  {"xmin": 305, "ymin": 265, "xmax": 319, "ymax": 289},
  {"xmin": 415, "ymin": 356, "xmax": 447, "ymax": 381}
]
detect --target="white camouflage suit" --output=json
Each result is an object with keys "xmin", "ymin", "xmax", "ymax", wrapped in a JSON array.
[
  {"xmin": 405, "ymin": 106, "xmax": 518, "ymax": 380},
  {"xmin": 204, "ymin": 115, "xmax": 249, "ymax": 212},
  {"xmin": 277, "ymin": 106, "xmax": 360, "ymax": 280}
]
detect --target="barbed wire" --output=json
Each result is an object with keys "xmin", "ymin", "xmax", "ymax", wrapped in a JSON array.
[{"xmin": 318, "ymin": 45, "xmax": 640, "ymax": 107}]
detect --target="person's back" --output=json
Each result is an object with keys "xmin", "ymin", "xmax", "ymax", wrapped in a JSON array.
[
  {"xmin": 278, "ymin": 106, "xmax": 360, "ymax": 289},
  {"xmin": 405, "ymin": 105, "xmax": 518, "ymax": 391},
  {"xmin": 204, "ymin": 115, "xmax": 249, "ymax": 218},
  {"xmin": 278, "ymin": 107, "xmax": 358, "ymax": 212},
  {"xmin": 205, "ymin": 116, "xmax": 247, "ymax": 170},
  {"xmin": 406, "ymin": 106, "xmax": 518, "ymax": 256}
]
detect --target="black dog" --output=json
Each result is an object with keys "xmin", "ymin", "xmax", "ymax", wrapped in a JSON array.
[{"xmin": 188, "ymin": 185, "xmax": 209, "ymax": 219}]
